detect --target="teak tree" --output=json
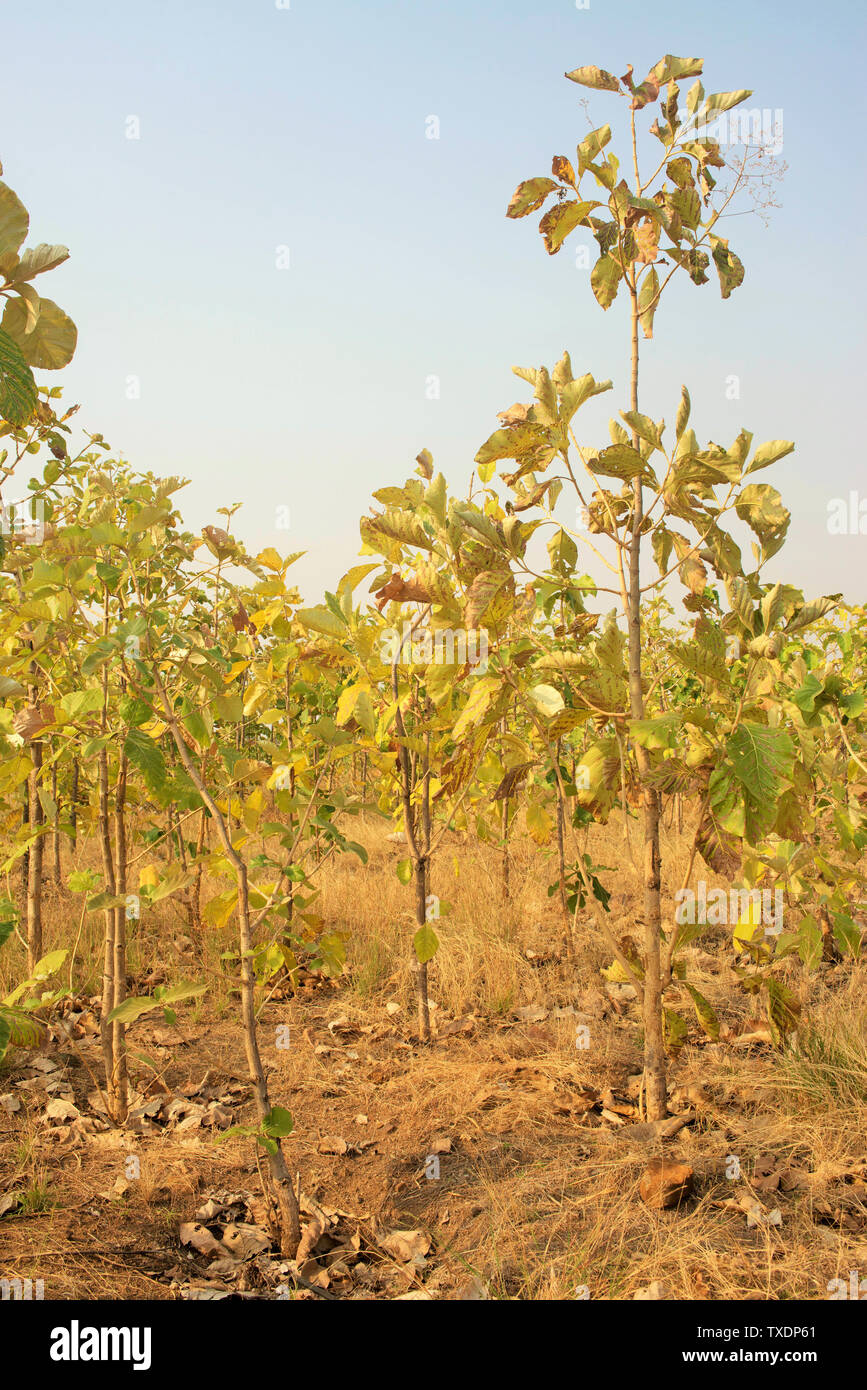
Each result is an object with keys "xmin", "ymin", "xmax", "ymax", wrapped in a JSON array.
[{"xmin": 483, "ymin": 53, "xmax": 840, "ymax": 1118}]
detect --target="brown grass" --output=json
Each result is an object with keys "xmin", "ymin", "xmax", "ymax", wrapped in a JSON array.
[{"xmin": 0, "ymin": 813, "xmax": 865, "ymax": 1300}]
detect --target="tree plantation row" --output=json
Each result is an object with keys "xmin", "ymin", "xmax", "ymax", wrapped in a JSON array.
[{"xmin": 0, "ymin": 52, "xmax": 865, "ymax": 1259}]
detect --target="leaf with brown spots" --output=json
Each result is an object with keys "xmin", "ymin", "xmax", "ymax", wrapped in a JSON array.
[{"xmin": 552, "ymin": 155, "xmax": 576, "ymax": 188}]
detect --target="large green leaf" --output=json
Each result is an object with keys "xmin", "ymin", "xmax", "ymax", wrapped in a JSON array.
[
  {"xmin": 105, "ymin": 995, "xmax": 164, "ymax": 1025},
  {"xmin": 160, "ymin": 981, "xmax": 208, "ymax": 1006},
  {"xmin": 726, "ymin": 723, "xmax": 794, "ymax": 812},
  {"xmin": 590, "ymin": 254, "xmax": 621, "ymax": 309},
  {"xmin": 413, "ymin": 922, "xmax": 440, "ymax": 965},
  {"xmin": 124, "ymin": 727, "xmax": 167, "ymax": 796},
  {"xmin": 106, "ymin": 980, "xmax": 206, "ymax": 1025},
  {"xmin": 629, "ymin": 714, "xmax": 681, "ymax": 750},
  {"xmin": 60, "ymin": 688, "xmax": 103, "ymax": 721},
  {"xmin": 592, "ymin": 442, "xmax": 647, "ymax": 481},
  {"xmin": 0, "ymin": 1004, "xmax": 45, "ymax": 1051},
  {"xmin": 1, "ymin": 295, "xmax": 77, "ymax": 369},
  {"xmin": 262, "ymin": 1105, "xmax": 294, "ymax": 1139},
  {"xmin": 0, "ymin": 326, "xmax": 36, "ymax": 425}
]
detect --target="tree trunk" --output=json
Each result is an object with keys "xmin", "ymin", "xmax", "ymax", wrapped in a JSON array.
[
  {"xmin": 156, "ymin": 686, "xmax": 301, "ymax": 1255},
  {"xmin": 501, "ymin": 794, "xmax": 510, "ymax": 901},
  {"xmin": 51, "ymin": 760, "xmax": 62, "ymax": 884},
  {"xmin": 69, "ymin": 758, "xmax": 79, "ymax": 854},
  {"xmin": 20, "ymin": 779, "xmax": 29, "ymax": 909},
  {"xmin": 192, "ymin": 808, "xmax": 207, "ymax": 927},
  {"xmin": 392, "ymin": 663, "xmax": 432, "ymax": 1041},
  {"xmin": 627, "ymin": 281, "xmax": 667, "ymax": 1121},
  {"xmin": 412, "ymin": 856, "xmax": 431, "ymax": 1043},
  {"xmin": 26, "ymin": 742, "xmax": 44, "ymax": 974},
  {"xmin": 98, "ymin": 743, "xmax": 119, "ymax": 1117},
  {"xmin": 112, "ymin": 753, "xmax": 129, "ymax": 1120}
]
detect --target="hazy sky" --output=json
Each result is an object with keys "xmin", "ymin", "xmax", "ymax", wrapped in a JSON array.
[{"xmin": 3, "ymin": 0, "xmax": 865, "ymax": 606}]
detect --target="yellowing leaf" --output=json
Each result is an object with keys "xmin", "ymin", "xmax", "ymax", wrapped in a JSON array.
[
  {"xmin": 526, "ymin": 801, "xmax": 552, "ymax": 845},
  {"xmin": 528, "ymin": 684, "xmax": 565, "ymax": 718},
  {"xmin": 255, "ymin": 547, "xmax": 284, "ymax": 571}
]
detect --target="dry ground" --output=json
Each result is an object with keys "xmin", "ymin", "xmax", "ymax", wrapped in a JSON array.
[{"xmin": 1, "ymin": 810, "xmax": 866, "ymax": 1300}]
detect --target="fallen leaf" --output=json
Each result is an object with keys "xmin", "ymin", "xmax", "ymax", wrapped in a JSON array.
[
  {"xmin": 179, "ymin": 1222, "xmax": 226, "ymax": 1258},
  {"xmin": 296, "ymin": 1216, "xmax": 326, "ymax": 1265},
  {"xmin": 379, "ymin": 1228, "xmax": 431, "ymax": 1269},
  {"xmin": 42, "ymin": 1098, "xmax": 80, "ymax": 1124},
  {"xmin": 318, "ymin": 1136, "xmax": 348, "ymax": 1156},
  {"xmin": 438, "ymin": 1016, "xmax": 474, "ymax": 1037},
  {"xmin": 513, "ymin": 1004, "xmax": 548, "ymax": 1023},
  {"xmin": 220, "ymin": 1223, "xmax": 272, "ymax": 1260},
  {"xmin": 639, "ymin": 1157, "xmax": 695, "ymax": 1210}
]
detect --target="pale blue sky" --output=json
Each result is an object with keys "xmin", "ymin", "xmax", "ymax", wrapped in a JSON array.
[{"xmin": 3, "ymin": 0, "xmax": 865, "ymax": 603}]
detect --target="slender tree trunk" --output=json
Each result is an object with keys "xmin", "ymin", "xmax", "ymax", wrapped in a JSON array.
[
  {"xmin": 500, "ymin": 717, "xmax": 511, "ymax": 900},
  {"xmin": 51, "ymin": 761, "xmax": 62, "ymax": 884},
  {"xmin": 112, "ymin": 754, "xmax": 129, "ymax": 1120},
  {"xmin": 412, "ymin": 857, "xmax": 431, "ymax": 1042},
  {"xmin": 26, "ymin": 742, "xmax": 44, "ymax": 974},
  {"xmin": 392, "ymin": 664, "xmax": 432, "ymax": 1042},
  {"xmin": 69, "ymin": 758, "xmax": 79, "ymax": 854},
  {"xmin": 627, "ymin": 280, "xmax": 667, "ymax": 1121},
  {"xmin": 501, "ymin": 794, "xmax": 510, "ymax": 900},
  {"xmin": 98, "ymin": 743, "xmax": 119, "ymax": 1116},
  {"xmin": 553, "ymin": 736, "xmax": 573, "ymax": 959},
  {"xmin": 151, "ymin": 670, "xmax": 300, "ymax": 1255},
  {"xmin": 97, "ymin": 594, "xmax": 123, "ymax": 1121},
  {"xmin": 20, "ymin": 780, "xmax": 29, "ymax": 908},
  {"xmin": 193, "ymin": 808, "xmax": 207, "ymax": 927}
]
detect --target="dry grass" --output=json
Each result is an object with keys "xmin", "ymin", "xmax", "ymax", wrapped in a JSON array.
[{"xmin": 0, "ymin": 812, "xmax": 865, "ymax": 1300}]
